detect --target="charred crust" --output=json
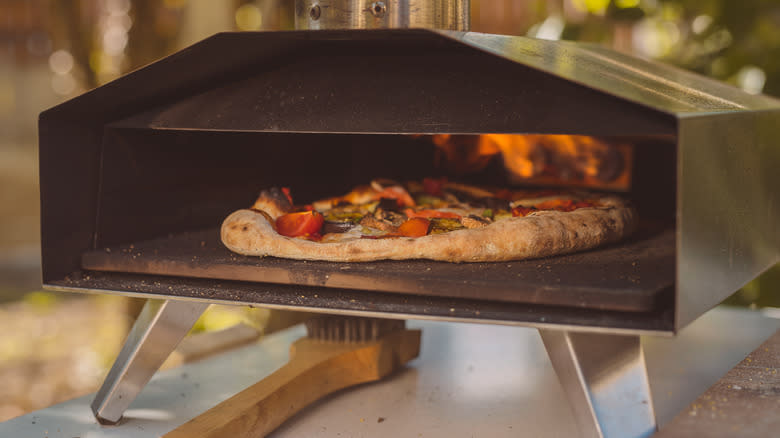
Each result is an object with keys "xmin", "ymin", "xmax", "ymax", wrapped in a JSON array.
[{"xmin": 255, "ymin": 187, "xmax": 293, "ymax": 212}]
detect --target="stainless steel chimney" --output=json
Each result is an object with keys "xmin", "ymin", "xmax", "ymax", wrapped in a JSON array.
[{"xmin": 294, "ymin": 0, "xmax": 470, "ymax": 30}]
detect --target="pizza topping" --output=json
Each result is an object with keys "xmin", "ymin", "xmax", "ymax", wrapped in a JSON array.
[
  {"xmin": 396, "ymin": 217, "xmax": 431, "ymax": 237},
  {"xmin": 460, "ymin": 215, "xmax": 491, "ymax": 229},
  {"xmin": 375, "ymin": 186, "xmax": 416, "ymax": 208},
  {"xmin": 370, "ymin": 178, "xmax": 402, "ymax": 192},
  {"xmin": 430, "ymin": 218, "xmax": 465, "ymax": 234},
  {"xmin": 276, "ymin": 211, "xmax": 324, "ymax": 238},
  {"xmin": 323, "ymin": 211, "xmax": 363, "ymax": 223},
  {"xmin": 512, "ymin": 206, "xmax": 538, "ymax": 217},
  {"xmin": 259, "ymin": 181, "xmax": 603, "ymax": 242},
  {"xmin": 404, "ymin": 209, "xmax": 461, "ymax": 219},
  {"xmin": 414, "ymin": 193, "xmax": 446, "ymax": 208},
  {"xmin": 359, "ymin": 215, "xmax": 397, "ymax": 232},
  {"xmin": 322, "ymin": 220, "xmax": 356, "ymax": 234},
  {"xmin": 373, "ymin": 208, "xmax": 406, "ymax": 226}
]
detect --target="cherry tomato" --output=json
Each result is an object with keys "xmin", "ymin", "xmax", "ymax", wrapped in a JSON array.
[
  {"xmin": 376, "ymin": 186, "xmax": 416, "ymax": 207},
  {"xmin": 276, "ymin": 211, "xmax": 324, "ymax": 238},
  {"xmin": 396, "ymin": 217, "xmax": 431, "ymax": 237},
  {"xmin": 404, "ymin": 209, "xmax": 460, "ymax": 219},
  {"xmin": 423, "ymin": 177, "xmax": 446, "ymax": 196}
]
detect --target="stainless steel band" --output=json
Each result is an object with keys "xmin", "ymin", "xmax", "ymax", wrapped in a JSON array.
[{"xmin": 294, "ymin": 0, "xmax": 470, "ymax": 30}]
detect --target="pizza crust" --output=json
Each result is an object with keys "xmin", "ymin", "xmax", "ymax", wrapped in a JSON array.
[{"xmin": 221, "ymin": 196, "xmax": 636, "ymax": 263}]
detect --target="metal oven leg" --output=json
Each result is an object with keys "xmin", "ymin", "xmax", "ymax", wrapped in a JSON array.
[
  {"xmin": 538, "ymin": 330, "xmax": 656, "ymax": 438},
  {"xmin": 91, "ymin": 299, "xmax": 209, "ymax": 424}
]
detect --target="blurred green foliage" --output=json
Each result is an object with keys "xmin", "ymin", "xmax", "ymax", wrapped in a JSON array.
[
  {"xmin": 724, "ymin": 265, "xmax": 780, "ymax": 308},
  {"xmin": 561, "ymin": 0, "xmax": 780, "ymax": 96}
]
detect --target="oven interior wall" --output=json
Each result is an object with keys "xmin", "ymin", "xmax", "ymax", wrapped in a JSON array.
[
  {"xmin": 95, "ymin": 129, "xmax": 435, "ymax": 247},
  {"xmin": 94, "ymin": 129, "xmax": 676, "ymax": 250}
]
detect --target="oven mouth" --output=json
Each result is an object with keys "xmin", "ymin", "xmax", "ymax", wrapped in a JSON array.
[{"xmin": 73, "ymin": 129, "xmax": 677, "ymax": 319}]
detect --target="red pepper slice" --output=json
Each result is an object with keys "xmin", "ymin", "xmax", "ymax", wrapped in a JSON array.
[
  {"xmin": 376, "ymin": 186, "xmax": 416, "ymax": 207},
  {"xmin": 276, "ymin": 211, "xmax": 324, "ymax": 238},
  {"xmin": 361, "ymin": 217, "xmax": 431, "ymax": 239},
  {"xmin": 404, "ymin": 209, "xmax": 461, "ymax": 219},
  {"xmin": 396, "ymin": 217, "xmax": 431, "ymax": 237}
]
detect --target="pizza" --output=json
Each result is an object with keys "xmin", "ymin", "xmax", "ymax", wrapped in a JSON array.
[{"xmin": 220, "ymin": 178, "xmax": 636, "ymax": 263}]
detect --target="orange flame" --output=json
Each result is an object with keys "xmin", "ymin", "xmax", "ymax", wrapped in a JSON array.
[{"xmin": 432, "ymin": 134, "xmax": 632, "ymax": 191}]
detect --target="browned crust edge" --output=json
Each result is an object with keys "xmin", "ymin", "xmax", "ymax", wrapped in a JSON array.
[{"xmin": 220, "ymin": 196, "xmax": 636, "ymax": 263}]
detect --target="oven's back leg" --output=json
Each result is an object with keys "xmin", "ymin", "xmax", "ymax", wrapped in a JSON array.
[
  {"xmin": 91, "ymin": 299, "xmax": 209, "ymax": 424},
  {"xmin": 539, "ymin": 330, "xmax": 656, "ymax": 438}
]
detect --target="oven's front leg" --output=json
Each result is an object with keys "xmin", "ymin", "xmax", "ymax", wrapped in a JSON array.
[
  {"xmin": 538, "ymin": 330, "xmax": 656, "ymax": 438},
  {"xmin": 91, "ymin": 299, "xmax": 209, "ymax": 424}
]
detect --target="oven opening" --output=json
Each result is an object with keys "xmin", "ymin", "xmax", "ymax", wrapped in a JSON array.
[{"xmin": 78, "ymin": 128, "xmax": 676, "ymax": 320}]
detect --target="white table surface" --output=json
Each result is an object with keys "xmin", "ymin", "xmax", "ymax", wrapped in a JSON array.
[{"xmin": 2, "ymin": 306, "xmax": 779, "ymax": 438}]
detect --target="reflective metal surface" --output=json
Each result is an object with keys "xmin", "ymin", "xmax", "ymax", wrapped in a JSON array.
[
  {"xmin": 676, "ymin": 110, "xmax": 780, "ymax": 328},
  {"xmin": 295, "ymin": 0, "xmax": 469, "ymax": 30},
  {"xmin": 91, "ymin": 299, "xmax": 209, "ymax": 424},
  {"xmin": 446, "ymin": 31, "xmax": 780, "ymax": 114},
  {"xmin": 540, "ymin": 330, "xmax": 656, "ymax": 438}
]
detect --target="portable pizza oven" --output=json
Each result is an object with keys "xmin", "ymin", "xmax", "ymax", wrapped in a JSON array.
[{"xmin": 38, "ymin": 2, "xmax": 780, "ymax": 436}]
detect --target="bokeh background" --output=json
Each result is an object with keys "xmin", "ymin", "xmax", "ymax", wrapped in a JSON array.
[{"xmin": 1, "ymin": 0, "xmax": 779, "ymax": 422}]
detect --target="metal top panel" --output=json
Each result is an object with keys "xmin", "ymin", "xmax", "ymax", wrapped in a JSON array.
[
  {"xmin": 294, "ymin": 0, "xmax": 470, "ymax": 31},
  {"xmin": 441, "ymin": 31, "xmax": 780, "ymax": 114},
  {"xmin": 41, "ymin": 29, "xmax": 779, "ymax": 126}
]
